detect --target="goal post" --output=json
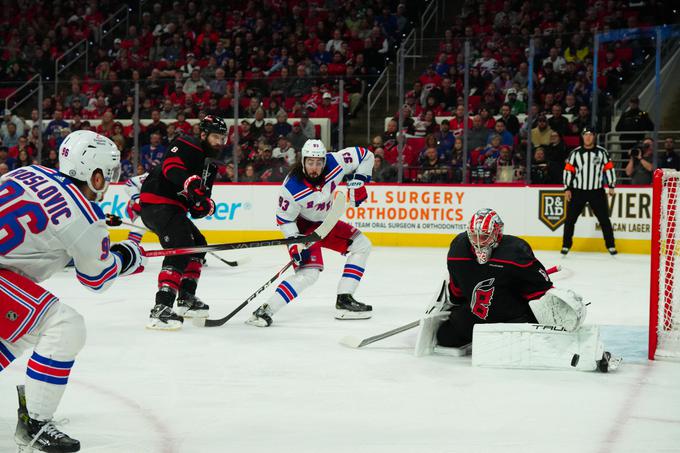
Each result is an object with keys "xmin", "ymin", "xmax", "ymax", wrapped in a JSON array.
[{"xmin": 650, "ymin": 168, "xmax": 680, "ymax": 360}]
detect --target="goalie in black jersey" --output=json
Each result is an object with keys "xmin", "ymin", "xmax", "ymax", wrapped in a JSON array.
[
  {"xmin": 418, "ymin": 208, "xmax": 620, "ymax": 372},
  {"xmin": 436, "ymin": 208, "xmax": 553, "ymax": 348}
]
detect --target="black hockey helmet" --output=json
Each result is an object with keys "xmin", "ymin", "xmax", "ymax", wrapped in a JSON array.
[{"xmin": 199, "ymin": 115, "xmax": 228, "ymax": 135}]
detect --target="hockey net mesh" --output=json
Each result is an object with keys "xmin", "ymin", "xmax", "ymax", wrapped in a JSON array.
[{"xmin": 657, "ymin": 170, "xmax": 680, "ymax": 358}]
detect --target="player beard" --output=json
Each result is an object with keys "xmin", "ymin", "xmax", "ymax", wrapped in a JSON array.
[{"xmin": 201, "ymin": 140, "xmax": 220, "ymax": 158}]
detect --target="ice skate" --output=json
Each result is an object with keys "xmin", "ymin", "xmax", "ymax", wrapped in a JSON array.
[
  {"xmin": 15, "ymin": 386, "xmax": 80, "ymax": 452},
  {"xmin": 246, "ymin": 304, "xmax": 274, "ymax": 327},
  {"xmin": 560, "ymin": 247, "xmax": 570, "ymax": 256},
  {"xmin": 146, "ymin": 304, "xmax": 183, "ymax": 330},
  {"xmin": 175, "ymin": 293, "xmax": 209, "ymax": 318},
  {"xmin": 596, "ymin": 351, "xmax": 622, "ymax": 373},
  {"xmin": 335, "ymin": 294, "xmax": 372, "ymax": 320},
  {"xmin": 608, "ymin": 247, "xmax": 618, "ymax": 256}
]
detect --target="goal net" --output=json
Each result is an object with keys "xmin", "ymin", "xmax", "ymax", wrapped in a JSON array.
[{"xmin": 650, "ymin": 169, "xmax": 680, "ymax": 360}]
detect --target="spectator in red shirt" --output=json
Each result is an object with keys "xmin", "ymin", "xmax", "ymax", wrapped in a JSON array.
[
  {"xmin": 172, "ymin": 112, "xmax": 193, "ymax": 134},
  {"xmin": 312, "ymin": 92, "xmax": 339, "ymax": 125},
  {"xmin": 450, "ymin": 105, "xmax": 473, "ymax": 136}
]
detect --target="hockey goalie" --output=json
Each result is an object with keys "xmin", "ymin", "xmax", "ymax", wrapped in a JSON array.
[{"xmin": 415, "ymin": 208, "xmax": 622, "ymax": 372}]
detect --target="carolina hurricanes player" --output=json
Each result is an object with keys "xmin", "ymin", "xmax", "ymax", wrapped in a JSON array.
[
  {"xmin": 0, "ymin": 130, "xmax": 146, "ymax": 452},
  {"xmin": 438, "ymin": 208, "xmax": 553, "ymax": 347},
  {"xmin": 105, "ymin": 172, "xmax": 148, "ymax": 243},
  {"xmin": 247, "ymin": 139, "xmax": 375, "ymax": 326},
  {"xmin": 434, "ymin": 208, "xmax": 620, "ymax": 371},
  {"xmin": 139, "ymin": 115, "xmax": 227, "ymax": 330}
]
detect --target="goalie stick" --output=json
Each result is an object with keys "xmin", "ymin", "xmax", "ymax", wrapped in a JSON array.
[
  {"xmin": 105, "ymin": 216, "xmax": 246, "ymax": 267},
  {"xmin": 340, "ymin": 264, "xmax": 561, "ymax": 349},
  {"xmin": 143, "ymin": 195, "xmax": 346, "ymax": 258},
  {"xmin": 193, "ymin": 260, "xmax": 295, "ymax": 327}
]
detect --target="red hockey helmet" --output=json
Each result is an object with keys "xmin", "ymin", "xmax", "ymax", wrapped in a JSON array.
[{"xmin": 467, "ymin": 208, "xmax": 504, "ymax": 264}]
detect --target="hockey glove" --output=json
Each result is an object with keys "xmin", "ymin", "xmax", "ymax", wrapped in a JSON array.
[
  {"xmin": 183, "ymin": 175, "xmax": 215, "ymax": 218},
  {"xmin": 111, "ymin": 240, "xmax": 147, "ymax": 276},
  {"xmin": 347, "ymin": 174, "xmax": 369, "ymax": 207},
  {"xmin": 105, "ymin": 214, "xmax": 123, "ymax": 227},
  {"xmin": 189, "ymin": 197, "xmax": 215, "ymax": 219},
  {"xmin": 126, "ymin": 200, "xmax": 142, "ymax": 222},
  {"xmin": 288, "ymin": 240, "xmax": 311, "ymax": 266},
  {"xmin": 184, "ymin": 175, "xmax": 209, "ymax": 203}
]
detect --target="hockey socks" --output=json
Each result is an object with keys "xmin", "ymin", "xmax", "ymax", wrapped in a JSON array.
[
  {"xmin": 337, "ymin": 233, "xmax": 371, "ymax": 295},
  {"xmin": 179, "ymin": 258, "xmax": 203, "ymax": 297}
]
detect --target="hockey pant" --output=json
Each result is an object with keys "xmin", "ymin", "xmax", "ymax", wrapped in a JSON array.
[
  {"xmin": 1, "ymin": 278, "xmax": 85, "ymax": 422},
  {"xmin": 141, "ymin": 204, "xmax": 206, "ymax": 305},
  {"xmin": 266, "ymin": 226, "xmax": 371, "ymax": 314},
  {"xmin": 436, "ymin": 304, "xmax": 537, "ymax": 348},
  {"xmin": 562, "ymin": 188, "xmax": 615, "ymax": 249}
]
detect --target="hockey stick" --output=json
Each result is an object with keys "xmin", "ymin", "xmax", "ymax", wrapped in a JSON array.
[
  {"xmin": 194, "ymin": 260, "xmax": 295, "ymax": 327},
  {"xmin": 106, "ymin": 216, "xmax": 244, "ymax": 267},
  {"xmin": 340, "ymin": 320, "xmax": 421, "ymax": 348},
  {"xmin": 144, "ymin": 195, "xmax": 346, "ymax": 258},
  {"xmin": 340, "ymin": 264, "xmax": 561, "ymax": 349}
]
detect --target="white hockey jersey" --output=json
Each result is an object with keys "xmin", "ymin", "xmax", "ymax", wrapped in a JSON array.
[
  {"xmin": 0, "ymin": 165, "xmax": 122, "ymax": 291},
  {"xmin": 276, "ymin": 146, "xmax": 374, "ymax": 237},
  {"xmin": 124, "ymin": 172, "xmax": 148, "ymax": 202}
]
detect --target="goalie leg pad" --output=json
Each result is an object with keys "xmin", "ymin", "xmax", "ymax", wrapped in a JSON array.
[
  {"xmin": 415, "ymin": 280, "xmax": 452, "ymax": 357},
  {"xmin": 472, "ymin": 323, "xmax": 604, "ymax": 371},
  {"xmin": 529, "ymin": 288, "xmax": 587, "ymax": 332}
]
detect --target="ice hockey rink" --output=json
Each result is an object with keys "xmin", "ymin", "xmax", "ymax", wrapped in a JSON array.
[{"xmin": 1, "ymin": 245, "xmax": 678, "ymax": 453}]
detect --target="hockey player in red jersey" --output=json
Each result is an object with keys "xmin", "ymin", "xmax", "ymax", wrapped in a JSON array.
[{"xmin": 139, "ymin": 115, "xmax": 227, "ymax": 330}]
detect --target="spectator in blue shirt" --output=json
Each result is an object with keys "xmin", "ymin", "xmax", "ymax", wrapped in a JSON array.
[
  {"xmin": 43, "ymin": 110, "xmax": 69, "ymax": 141},
  {"xmin": 140, "ymin": 132, "xmax": 167, "ymax": 172},
  {"xmin": 487, "ymin": 119, "xmax": 514, "ymax": 148},
  {"xmin": 434, "ymin": 119, "xmax": 455, "ymax": 158}
]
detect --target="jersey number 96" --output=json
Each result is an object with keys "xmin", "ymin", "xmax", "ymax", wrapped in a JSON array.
[{"xmin": 0, "ymin": 181, "xmax": 49, "ymax": 255}]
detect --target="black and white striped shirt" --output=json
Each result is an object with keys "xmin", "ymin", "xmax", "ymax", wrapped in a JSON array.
[{"xmin": 563, "ymin": 145, "xmax": 616, "ymax": 190}]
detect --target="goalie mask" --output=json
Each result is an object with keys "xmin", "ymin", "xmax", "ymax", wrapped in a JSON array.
[{"xmin": 467, "ymin": 208, "xmax": 504, "ymax": 264}]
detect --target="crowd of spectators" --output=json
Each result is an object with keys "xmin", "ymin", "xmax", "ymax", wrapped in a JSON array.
[
  {"xmin": 379, "ymin": 0, "xmax": 673, "ymax": 183},
  {"xmin": 1, "ymin": 0, "xmax": 415, "ymax": 181}
]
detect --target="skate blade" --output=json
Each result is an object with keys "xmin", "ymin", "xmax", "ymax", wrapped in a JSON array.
[
  {"xmin": 335, "ymin": 310, "xmax": 372, "ymax": 320},
  {"xmin": 145, "ymin": 320, "xmax": 183, "ymax": 331},
  {"xmin": 179, "ymin": 310, "xmax": 209, "ymax": 319},
  {"xmin": 245, "ymin": 318, "xmax": 271, "ymax": 327},
  {"xmin": 608, "ymin": 356, "xmax": 623, "ymax": 372}
]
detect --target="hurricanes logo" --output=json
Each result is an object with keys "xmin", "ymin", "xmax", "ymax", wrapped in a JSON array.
[
  {"xmin": 471, "ymin": 278, "xmax": 495, "ymax": 320},
  {"xmin": 538, "ymin": 190, "xmax": 567, "ymax": 231},
  {"xmin": 6, "ymin": 311, "xmax": 18, "ymax": 321}
]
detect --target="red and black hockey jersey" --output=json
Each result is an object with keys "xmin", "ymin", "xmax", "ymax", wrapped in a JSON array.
[
  {"xmin": 140, "ymin": 134, "xmax": 214, "ymax": 210},
  {"xmin": 447, "ymin": 233, "xmax": 553, "ymax": 323}
]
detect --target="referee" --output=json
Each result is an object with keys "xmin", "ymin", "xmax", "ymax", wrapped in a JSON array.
[{"xmin": 561, "ymin": 128, "xmax": 617, "ymax": 255}]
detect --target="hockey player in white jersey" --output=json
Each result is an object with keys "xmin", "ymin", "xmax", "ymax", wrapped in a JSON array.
[
  {"xmin": 247, "ymin": 139, "xmax": 375, "ymax": 326},
  {"xmin": 105, "ymin": 172, "xmax": 148, "ymax": 244},
  {"xmin": 0, "ymin": 130, "xmax": 146, "ymax": 452}
]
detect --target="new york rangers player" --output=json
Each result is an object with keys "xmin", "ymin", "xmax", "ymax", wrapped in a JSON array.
[
  {"xmin": 0, "ymin": 130, "xmax": 146, "ymax": 452},
  {"xmin": 247, "ymin": 139, "xmax": 375, "ymax": 327}
]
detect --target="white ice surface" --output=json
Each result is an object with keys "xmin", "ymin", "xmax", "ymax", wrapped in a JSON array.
[{"xmin": 1, "ymin": 247, "xmax": 679, "ymax": 453}]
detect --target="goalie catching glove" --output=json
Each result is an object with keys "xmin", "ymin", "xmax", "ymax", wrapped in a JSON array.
[
  {"xmin": 347, "ymin": 174, "xmax": 369, "ymax": 207},
  {"xmin": 183, "ymin": 174, "xmax": 215, "ymax": 218},
  {"xmin": 111, "ymin": 240, "xmax": 147, "ymax": 276}
]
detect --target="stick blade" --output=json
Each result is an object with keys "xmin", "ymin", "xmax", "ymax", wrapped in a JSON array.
[
  {"xmin": 339, "ymin": 336, "xmax": 366, "ymax": 349},
  {"xmin": 315, "ymin": 195, "xmax": 346, "ymax": 239},
  {"xmin": 191, "ymin": 318, "xmax": 207, "ymax": 327}
]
